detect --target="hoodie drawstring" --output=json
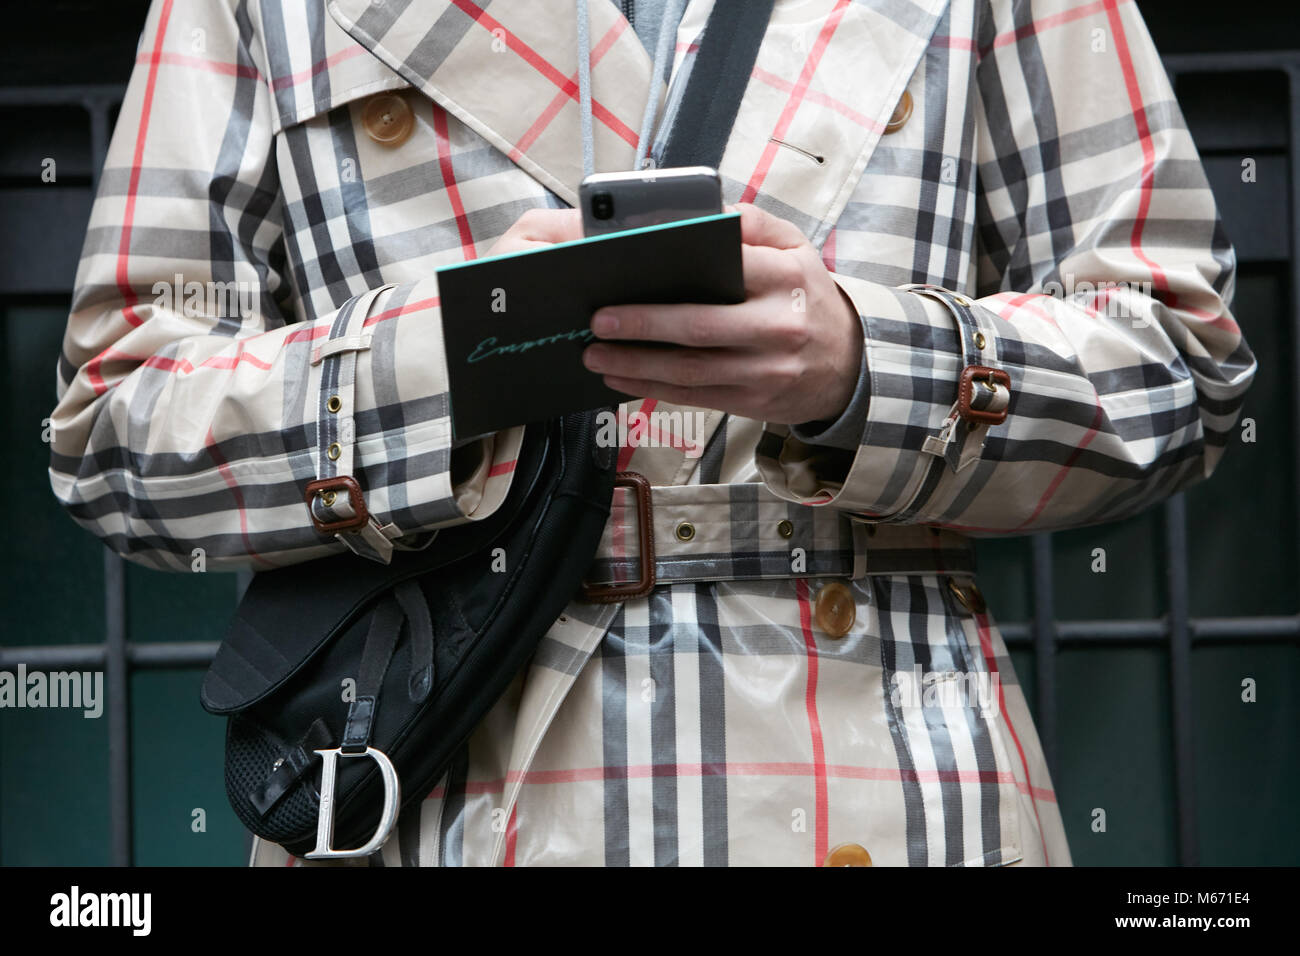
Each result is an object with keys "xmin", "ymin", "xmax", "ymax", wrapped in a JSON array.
[{"xmin": 577, "ymin": 0, "xmax": 689, "ymax": 178}]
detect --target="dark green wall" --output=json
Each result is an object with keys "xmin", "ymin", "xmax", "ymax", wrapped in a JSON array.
[{"xmin": 2, "ymin": 305, "xmax": 247, "ymax": 864}]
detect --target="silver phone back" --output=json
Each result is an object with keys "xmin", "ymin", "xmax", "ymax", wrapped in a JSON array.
[{"xmin": 579, "ymin": 166, "xmax": 722, "ymax": 236}]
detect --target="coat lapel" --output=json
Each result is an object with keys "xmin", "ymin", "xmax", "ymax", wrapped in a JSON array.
[
  {"xmin": 713, "ymin": 0, "xmax": 950, "ymax": 247},
  {"xmin": 327, "ymin": 0, "xmax": 656, "ymax": 205},
  {"xmin": 328, "ymin": 0, "xmax": 948, "ymax": 238}
]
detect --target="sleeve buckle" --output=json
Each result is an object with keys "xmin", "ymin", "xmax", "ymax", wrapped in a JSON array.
[
  {"xmin": 957, "ymin": 366, "xmax": 1011, "ymax": 426},
  {"xmin": 305, "ymin": 476, "xmax": 371, "ymax": 533}
]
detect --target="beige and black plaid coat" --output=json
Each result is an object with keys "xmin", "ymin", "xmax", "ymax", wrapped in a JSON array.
[{"xmin": 50, "ymin": 0, "xmax": 1254, "ymax": 866}]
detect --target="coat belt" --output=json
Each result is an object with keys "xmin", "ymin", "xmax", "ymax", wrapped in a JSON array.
[{"xmin": 579, "ymin": 477, "xmax": 975, "ymax": 599}]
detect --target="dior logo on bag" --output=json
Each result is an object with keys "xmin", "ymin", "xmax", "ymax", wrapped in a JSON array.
[{"xmin": 305, "ymin": 746, "xmax": 401, "ymax": 859}]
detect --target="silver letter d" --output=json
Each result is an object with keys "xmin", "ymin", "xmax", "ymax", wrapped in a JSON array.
[{"xmin": 304, "ymin": 746, "xmax": 401, "ymax": 860}]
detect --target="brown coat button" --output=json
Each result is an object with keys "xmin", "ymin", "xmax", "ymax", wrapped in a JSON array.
[
  {"xmin": 813, "ymin": 581, "xmax": 855, "ymax": 638},
  {"xmin": 824, "ymin": 843, "xmax": 873, "ymax": 867},
  {"xmin": 362, "ymin": 92, "xmax": 415, "ymax": 147},
  {"xmin": 884, "ymin": 89, "xmax": 912, "ymax": 134}
]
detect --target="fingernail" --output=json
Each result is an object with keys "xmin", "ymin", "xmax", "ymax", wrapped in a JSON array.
[
  {"xmin": 583, "ymin": 346, "xmax": 605, "ymax": 371},
  {"xmin": 591, "ymin": 311, "xmax": 619, "ymax": 336}
]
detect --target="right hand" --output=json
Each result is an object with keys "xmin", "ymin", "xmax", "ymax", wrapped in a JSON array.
[{"xmin": 485, "ymin": 208, "xmax": 584, "ymax": 256}]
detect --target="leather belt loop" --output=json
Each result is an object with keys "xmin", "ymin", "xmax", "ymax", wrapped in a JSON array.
[{"xmin": 579, "ymin": 472, "xmax": 655, "ymax": 603}]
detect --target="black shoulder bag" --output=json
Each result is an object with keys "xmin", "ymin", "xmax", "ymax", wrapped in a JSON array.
[{"xmin": 200, "ymin": 0, "xmax": 774, "ymax": 860}]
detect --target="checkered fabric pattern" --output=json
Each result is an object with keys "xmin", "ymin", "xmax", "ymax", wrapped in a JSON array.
[{"xmin": 50, "ymin": 0, "xmax": 1252, "ymax": 866}]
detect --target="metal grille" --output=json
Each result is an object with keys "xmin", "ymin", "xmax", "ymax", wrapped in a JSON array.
[{"xmin": 2, "ymin": 50, "xmax": 1298, "ymax": 867}]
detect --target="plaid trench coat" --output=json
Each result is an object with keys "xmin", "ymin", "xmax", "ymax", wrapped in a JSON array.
[{"xmin": 50, "ymin": 0, "xmax": 1254, "ymax": 866}]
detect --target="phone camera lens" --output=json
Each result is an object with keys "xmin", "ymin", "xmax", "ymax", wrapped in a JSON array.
[{"xmin": 592, "ymin": 192, "xmax": 614, "ymax": 220}]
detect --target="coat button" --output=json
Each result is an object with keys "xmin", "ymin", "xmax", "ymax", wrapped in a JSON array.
[
  {"xmin": 884, "ymin": 89, "xmax": 912, "ymax": 134},
  {"xmin": 813, "ymin": 581, "xmax": 855, "ymax": 638},
  {"xmin": 362, "ymin": 92, "xmax": 414, "ymax": 146},
  {"xmin": 824, "ymin": 843, "xmax": 873, "ymax": 867}
]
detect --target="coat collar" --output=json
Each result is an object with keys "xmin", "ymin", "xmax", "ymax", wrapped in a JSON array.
[
  {"xmin": 327, "ymin": 0, "xmax": 949, "ymax": 244},
  {"xmin": 327, "ymin": 0, "xmax": 654, "ymax": 205}
]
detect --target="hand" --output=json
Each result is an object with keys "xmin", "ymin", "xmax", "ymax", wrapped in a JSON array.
[
  {"xmin": 581, "ymin": 203, "xmax": 864, "ymax": 425},
  {"xmin": 485, "ymin": 207, "xmax": 583, "ymax": 256}
]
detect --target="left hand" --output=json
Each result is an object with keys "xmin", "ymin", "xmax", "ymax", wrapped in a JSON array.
[{"xmin": 582, "ymin": 202, "xmax": 864, "ymax": 425}]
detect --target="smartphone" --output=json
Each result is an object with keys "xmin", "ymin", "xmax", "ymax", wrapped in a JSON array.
[{"xmin": 579, "ymin": 165, "xmax": 723, "ymax": 236}]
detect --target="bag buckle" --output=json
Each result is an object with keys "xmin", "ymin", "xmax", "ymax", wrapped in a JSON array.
[
  {"xmin": 304, "ymin": 476, "xmax": 370, "ymax": 533},
  {"xmin": 303, "ymin": 745, "xmax": 401, "ymax": 859},
  {"xmin": 579, "ymin": 471, "xmax": 656, "ymax": 603},
  {"xmin": 956, "ymin": 366, "xmax": 1011, "ymax": 426},
  {"xmin": 947, "ymin": 577, "xmax": 987, "ymax": 614}
]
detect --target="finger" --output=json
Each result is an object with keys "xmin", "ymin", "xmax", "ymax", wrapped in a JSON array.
[
  {"xmin": 735, "ymin": 202, "xmax": 807, "ymax": 250},
  {"xmin": 583, "ymin": 343, "xmax": 761, "ymax": 388},
  {"xmin": 513, "ymin": 207, "xmax": 584, "ymax": 243},
  {"xmin": 488, "ymin": 237, "xmax": 560, "ymax": 257},
  {"xmin": 591, "ymin": 301, "xmax": 763, "ymax": 348},
  {"xmin": 742, "ymin": 243, "xmax": 802, "ymax": 296},
  {"xmin": 599, "ymin": 373, "xmax": 751, "ymax": 413}
]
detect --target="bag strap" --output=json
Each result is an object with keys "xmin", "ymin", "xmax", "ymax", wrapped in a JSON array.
[{"xmin": 659, "ymin": 0, "xmax": 776, "ymax": 169}]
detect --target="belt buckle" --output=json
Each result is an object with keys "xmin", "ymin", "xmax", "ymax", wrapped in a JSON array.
[
  {"xmin": 580, "ymin": 471, "xmax": 656, "ymax": 603},
  {"xmin": 304, "ymin": 476, "xmax": 370, "ymax": 534}
]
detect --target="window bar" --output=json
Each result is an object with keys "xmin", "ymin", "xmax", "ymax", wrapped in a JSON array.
[
  {"xmin": 1164, "ymin": 493, "xmax": 1198, "ymax": 865},
  {"xmin": 1162, "ymin": 52, "xmax": 1197, "ymax": 870},
  {"xmin": 1030, "ymin": 533, "xmax": 1059, "ymax": 783},
  {"xmin": 0, "ymin": 643, "xmax": 219, "ymax": 671},
  {"xmin": 6, "ymin": 617, "xmax": 1294, "ymax": 673},
  {"xmin": 82, "ymin": 88, "xmax": 134, "ymax": 869},
  {"xmin": 1004, "ymin": 616, "xmax": 1300, "ymax": 645},
  {"xmin": 103, "ymin": 550, "xmax": 131, "ymax": 867},
  {"xmin": 1289, "ymin": 63, "xmax": 1300, "ymax": 614}
]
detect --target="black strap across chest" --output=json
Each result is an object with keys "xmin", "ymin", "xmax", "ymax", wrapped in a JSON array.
[{"xmin": 659, "ymin": 0, "xmax": 776, "ymax": 169}]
